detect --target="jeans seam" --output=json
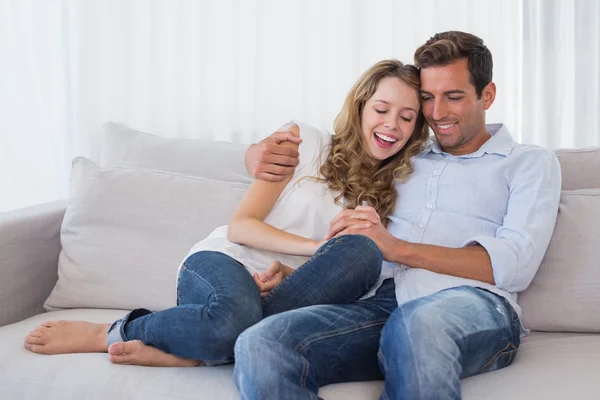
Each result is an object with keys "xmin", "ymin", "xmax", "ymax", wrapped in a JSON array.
[
  {"xmin": 397, "ymin": 308, "xmax": 422, "ymax": 400},
  {"xmin": 377, "ymin": 347, "xmax": 389, "ymax": 400},
  {"xmin": 261, "ymin": 237, "xmax": 345, "ymax": 304},
  {"xmin": 180, "ymin": 262, "xmax": 218, "ymax": 304},
  {"xmin": 480, "ymin": 341, "xmax": 517, "ymax": 373},
  {"xmin": 295, "ymin": 318, "xmax": 388, "ymax": 353},
  {"xmin": 176, "ymin": 265, "xmax": 186, "ymax": 305}
]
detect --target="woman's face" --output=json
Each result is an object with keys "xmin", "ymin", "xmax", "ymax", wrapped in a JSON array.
[{"xmin": 360, "ymin": 77, "xmax": 420, "ymax": 161}]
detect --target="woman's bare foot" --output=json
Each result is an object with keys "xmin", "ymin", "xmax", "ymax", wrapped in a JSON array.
[
  {"xmin": 24, "ymin": 320, "xmax": 110, "ymax": 355},
  {"xmin": 108, "ymin": 340, "xmax": 203, "ymax": 367}
]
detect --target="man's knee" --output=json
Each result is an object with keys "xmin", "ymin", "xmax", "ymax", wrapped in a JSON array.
[{"xmin": 383, "ymin": 297, "xmax": 455, "ymax": 352}]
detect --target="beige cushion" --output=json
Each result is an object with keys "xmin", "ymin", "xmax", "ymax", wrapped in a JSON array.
[
  {"xmin": 461, "ymin": 331, "xmax": 600, "ymax": 399},
  {"xmin": 2, "ymin": 310, "xmax": 599, "ymax": 399},
  {"xmin": 101, "ymin": 121, "xmax": 252, "ymax": 184},
  {"xmin": 0, "ymin": 309, "xmax": 385, "ymax": 400},
  {"xmin": 519, "ymin": 189, "xmax": 600, "ymax": 332},
  {"xmin": 554, "ymin": 148, "xmax": 600, "ymax": 190},
  {"xmin": 44, "ymin": 158, "xmax": 248, "ymax": 311}
]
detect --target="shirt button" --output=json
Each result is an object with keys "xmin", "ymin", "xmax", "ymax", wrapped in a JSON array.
[
  {"xmin": 433, "ymin": 171, "xmax": 439, "ymax": 176},
  {"xmin": 427, "ymin": 204, "xmax": 434, "ymax": 209},
  {"xmin": 418, "ymin": 223, "xmax": 424, "ymax": 228}
]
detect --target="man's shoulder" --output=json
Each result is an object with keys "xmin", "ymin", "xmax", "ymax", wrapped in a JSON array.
[
  {"xmin": 508, "ymin": 142, "xmax": 561, "ymax": 182},
  {"xmin": 510, "ymin": 142, "xmax": 558, "ymax": 163}
]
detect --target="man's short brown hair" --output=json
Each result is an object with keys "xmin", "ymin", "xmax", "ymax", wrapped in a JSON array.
[{"xmin": 414, "ymin": 31, "xmax": 493, "ymax": 98}]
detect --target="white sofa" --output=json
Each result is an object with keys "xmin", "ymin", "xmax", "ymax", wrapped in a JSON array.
[{"xmin": 1, "ymin": 123, "xmax": 599, "ymax": 400}]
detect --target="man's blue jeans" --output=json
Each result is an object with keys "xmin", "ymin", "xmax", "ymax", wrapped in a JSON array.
[
  {"xmin": 105, "ymin": 234, "xmax": 383, "ymax": 363},
  {"xmin": 234, "ymin": 285, "xmax": 521, "ymax": 400}
]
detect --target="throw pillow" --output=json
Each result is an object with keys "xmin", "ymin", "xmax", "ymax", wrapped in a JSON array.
[
  {"xmin": 519, "ymin": 189, "xmax": 600, "ymax": 332},
  {"xmin": 44, "ymin": 157, "xmax": 248, "ymax": 311}
]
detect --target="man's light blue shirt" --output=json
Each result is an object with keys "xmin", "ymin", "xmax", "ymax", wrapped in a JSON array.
[{"xmin": 373, "ymin": 123, "xmax": 561, "ymax": 327}]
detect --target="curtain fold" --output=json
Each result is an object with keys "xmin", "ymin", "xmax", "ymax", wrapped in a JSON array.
[{"xmin": 0, "ymin": 0, "xmax": 598, "ymax": 212}]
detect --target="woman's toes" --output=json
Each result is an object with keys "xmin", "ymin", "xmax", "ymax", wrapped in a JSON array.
[
  {"xmin": 24, "ymin": 336, "xmax": 45, "ymax": 345},
  {"xmin": 108, "ymin": 342, "xmax": 128, "ymax": 355},
  {"xmin": 109, "ymin": 353, "xmax": 133, "ymax": 365}
]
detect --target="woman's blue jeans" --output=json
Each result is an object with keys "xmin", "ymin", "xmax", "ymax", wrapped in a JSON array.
[{"xmin": 106, "ymin": 235, "xmax": 383, "ymax": 363}]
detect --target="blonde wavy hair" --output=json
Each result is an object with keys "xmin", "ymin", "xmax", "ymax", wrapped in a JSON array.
[{"xmin": 319, "ymin": 59, "xmax": 430, "ymax": 225}]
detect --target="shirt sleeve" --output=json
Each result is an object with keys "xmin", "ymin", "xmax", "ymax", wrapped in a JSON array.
[{"xmin": 462, "ymin": 149, "xmax": 562, "ymax": 292}]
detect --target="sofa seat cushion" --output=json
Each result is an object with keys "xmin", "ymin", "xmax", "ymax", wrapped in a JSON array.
[
  {"xmin": 0, "ymin": 309, "xmax": 384, "ymax": 400},
  {"xmin": 462, "ymin": 331, "xmax": 600, "ymax": 399},
  {"xmin": 2, "ymin": 311, "xmax": 600, "ymax": 400}
]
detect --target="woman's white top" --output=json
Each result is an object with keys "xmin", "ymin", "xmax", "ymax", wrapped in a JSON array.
[{"xmin": 181, "ymin": 121, "xmax": 343, "ymax": 276}]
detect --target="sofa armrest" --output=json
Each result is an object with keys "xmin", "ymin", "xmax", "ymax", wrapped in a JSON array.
[{"xmin": 0, "ymin": 200, "xmax": 67, "ymax": 327}]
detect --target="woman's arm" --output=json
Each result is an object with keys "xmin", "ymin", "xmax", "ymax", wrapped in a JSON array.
[{"xmin": 227, "ymin": 124, "xmax": 323, "ymax": 257}]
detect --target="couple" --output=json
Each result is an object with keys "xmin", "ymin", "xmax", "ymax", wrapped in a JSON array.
[{"xmin": 24, "ymin": 31, "xmax": 561, "ymax": 399}]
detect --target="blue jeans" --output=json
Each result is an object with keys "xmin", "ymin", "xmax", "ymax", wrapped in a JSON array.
[
  {"xmin": 234, "ymin": 285, "xmax": 521, "ymax": 400},
  {"xmin": 379, "ymin": 286, "xmax": 521, "ymax": 400},
  {"xmin": 106, "ymin": 234, "xmax": 383, "ymax": 364}
]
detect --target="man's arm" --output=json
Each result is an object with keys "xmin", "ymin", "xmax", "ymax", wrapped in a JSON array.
[
  {"xmin": 329, "ymin": 211, "xmax": 495, "ymax": 284},
  {"xmin": 245, "ymin": 131, "xmax": 302, "ymax": 182},
  {"xmin": 329, "ymin": 148, "xmax": 562, "ymax": 290}
]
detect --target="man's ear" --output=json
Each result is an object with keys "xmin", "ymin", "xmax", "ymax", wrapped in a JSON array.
[{"xmin": 482, "ymin": 82, "xmax": 496, "ymax": 110}]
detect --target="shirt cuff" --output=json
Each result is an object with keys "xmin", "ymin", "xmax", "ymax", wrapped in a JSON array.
[{"xmin": 462, "ymin": 235, "xmax": 517, "ymax": 290}]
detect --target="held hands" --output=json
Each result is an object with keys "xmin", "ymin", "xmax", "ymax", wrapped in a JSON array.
[
  {"xmin": 325, "ymin": 205, "xmax": 381, "ymax": 240},
  {"xmin": 245, "ymin": 131, "xmax": 302, "ymax": 182},
  {"xmin": 325, "ymin": 206, "xmax": 400, "ymax": 261},
  {"xmin": 253, "ymin": 261, "xmax": 290, "ymax": 297}
]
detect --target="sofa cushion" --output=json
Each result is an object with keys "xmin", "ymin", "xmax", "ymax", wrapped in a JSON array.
[
  {"xmin": 101, "ymin": 122, "xmax": 252, "ymax": 184},
  {"xmin": 0, "ymin": 309, "xmax": 385, "ymax": 400},
  {"xmin": 44, "ymin": 157, "xmax": 248, "ymax": 311},
  {"xmin": 461, "ymin": 331, "xmax": 600, "ymax": 399},
  {"xmin": 554, "ymin": 148, "xmax": 600, "ymax": 190},
  {"xmin": 519, "ymin": 189, "xmax": 600, "ymax": 332},
  {"xmin": 2, "ymin": 309, "xmax": 599, "ymax": 400}
]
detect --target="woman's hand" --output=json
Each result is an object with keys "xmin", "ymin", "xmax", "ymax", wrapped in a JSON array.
[
  {"xmin": 253, "ymin": 261, "xmax": 291, "ymax": 296},
  {"xmin": 325, "ymin": 205, "xmax": 381, "ymax": 240}
]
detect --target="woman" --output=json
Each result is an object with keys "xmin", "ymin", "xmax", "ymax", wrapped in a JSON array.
[{"xmin": 24, "ymin": 60, "xmax": 429, "ymax": 367}]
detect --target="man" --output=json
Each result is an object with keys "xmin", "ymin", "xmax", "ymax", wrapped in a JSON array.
[{"xmin": 235, "ymin": 31, "xmax": 562, "ymax": 400}]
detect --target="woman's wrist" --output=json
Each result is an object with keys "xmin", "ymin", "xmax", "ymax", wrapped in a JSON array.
[{"xmin": 309, "ymin": 239, "xmax": 326, "ymax": 255}]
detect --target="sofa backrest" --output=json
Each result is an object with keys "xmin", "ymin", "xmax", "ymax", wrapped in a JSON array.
[
  {"xmin": 519, "ymin": 147, "xmax": 600, "ymax": 333},
  {"xmin": 49, "ymin": 122, "xmax": 600, "ymax": 333},
  {"xmin": 555, "ymin": 148, "xmax": 600, "ymax": 190}
]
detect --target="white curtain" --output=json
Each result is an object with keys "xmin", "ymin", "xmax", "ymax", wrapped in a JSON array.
[
  {"xmin": 0, "ymin": 0, "xmax": 598, "ymax": 212},
  {"xmin": 522, "ymin": 0, "xmax": 600, "ymax": 148}
]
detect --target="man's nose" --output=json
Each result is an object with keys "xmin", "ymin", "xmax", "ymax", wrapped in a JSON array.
[{"xmin": 432, "ymin": 99, "xmax": 448, "ymax": 121}]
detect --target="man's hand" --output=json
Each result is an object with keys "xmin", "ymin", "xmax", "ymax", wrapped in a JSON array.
[
  {"xmin": 245, "ymin": 131, "xmax": 302, "ymax": 182},
  {"xmin": 326, "ymin": 206, "xmax": 403, "ymax": 262},
  {"xmin": 253, "ymin": 261, "xmax": 292, "ymax": 296},
  {"xmin": 325, "ymin": 205, "xmax": 381, "ymax": 240}
]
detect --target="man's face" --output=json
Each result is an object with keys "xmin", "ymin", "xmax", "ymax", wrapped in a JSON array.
[{"xmin": 419, "ymin": 58, "xmax": 495, "ymax": 155}]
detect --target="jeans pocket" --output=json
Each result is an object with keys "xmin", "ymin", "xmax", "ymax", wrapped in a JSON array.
[{"xmin": 481, "ymin": 342, "xmax": 518, "ymax": 373}]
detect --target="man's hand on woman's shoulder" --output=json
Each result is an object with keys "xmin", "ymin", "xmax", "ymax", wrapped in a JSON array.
[{"xmin": 245, "ymin": 131, "xmax": 302, "ymax": 182}]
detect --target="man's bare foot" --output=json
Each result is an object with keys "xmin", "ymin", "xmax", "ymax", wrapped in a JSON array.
[
  {"xmin": 108, "ymin": 340, "xmax": 203, "ymax": 367},
  {"xmin": 24, "ymin": 320, "xmax": 110, "ymax": 355}
]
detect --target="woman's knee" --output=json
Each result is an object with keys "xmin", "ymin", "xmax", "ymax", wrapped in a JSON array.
[
  {"xmin": 179, "ymin": 252, "xmax": 263, "ymax": 337},
  {"xmin": 332, "ymin": 235, "xmax": 383, "ymax": 282}
]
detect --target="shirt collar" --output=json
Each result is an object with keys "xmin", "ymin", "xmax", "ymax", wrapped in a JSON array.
[{"xmin": 427, "ymin": 123, "xmax": 514, "ymax": 158}]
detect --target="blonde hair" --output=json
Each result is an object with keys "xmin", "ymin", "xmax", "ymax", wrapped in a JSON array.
[{"xmin": 319, "ymin": 59, "xmax": 430, "ymax": 225}]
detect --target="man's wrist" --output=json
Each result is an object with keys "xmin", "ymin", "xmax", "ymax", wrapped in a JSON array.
[{"xmin": 387, "ymin": 237, "xmax": 412, "ymax": 264}]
